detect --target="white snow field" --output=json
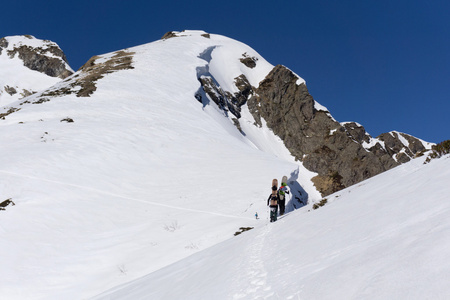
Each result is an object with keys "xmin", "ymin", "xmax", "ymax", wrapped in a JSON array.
[
  {"xmin": 0, "ymin": 30, "xmax": 448, "ymax": 299},
  {"xmin": 94, "ymin": 154, "xmax": 450, "ymax": 300},
  {"xmin": 0, "ymin": 31, "xmax": 318, "ymax": 299}
]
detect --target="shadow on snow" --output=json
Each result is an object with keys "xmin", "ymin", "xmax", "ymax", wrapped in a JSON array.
[{"xmin": 285, "ymin": 167, "xmax": 308, "ymax": 214}]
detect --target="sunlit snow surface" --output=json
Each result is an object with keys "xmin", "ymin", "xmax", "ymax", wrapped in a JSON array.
[
  {"xmin": 0, "ymin": 31, "xmax": 317, "ymax": 299},
  {"xmin": 95, "ymin": 155, "xmax": 450, "ymax": 300},
  {"xmin": 1, "ymin": 31, "xmax": 447, "ymax": 300}
]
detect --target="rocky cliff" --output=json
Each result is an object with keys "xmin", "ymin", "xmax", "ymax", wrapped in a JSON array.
[
  {"xmin": 0, "ymin": 35, "xmax": 73, "ymax": 79},
  {"xmin": 198, "ymin": 60, "xmax": 432, "ymax": 196},
  {"xmin": 0, "ymin": 35, "xmax": 74, "ymax": 106}
]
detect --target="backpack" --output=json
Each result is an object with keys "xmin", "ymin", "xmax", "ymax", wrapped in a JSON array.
[
  {"xmin": 279, "ymin": 184, "xmax": 287, "ymax": 201},
  {"xmin": 269, "ymin": 191, "xmax": 278, "ymax": 206}
]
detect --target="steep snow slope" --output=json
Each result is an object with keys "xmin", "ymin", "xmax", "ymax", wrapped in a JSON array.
[
  {"xmin": 0, "ymin": 35, "xmax": 72, "ymax": 106},
  {"xmin": 0, "ymin": 31, "xmax": 320, "ymax": 299},
  {"xmin": 94, "ymin": 154, "xmax": 450, "ymax": 300}
]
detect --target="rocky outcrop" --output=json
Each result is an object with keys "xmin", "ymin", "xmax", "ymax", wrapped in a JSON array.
[
  {"xmin": 342, "ymin": 122, "xmax": 371, "ymax": 144},
  {"xmin": 376, "ymin": 132, "xmax": 428, "ymax": 163},
  {"xmin": 240, "ymin": 53, "xmax": 258, "ymax": 69},
  {"xmin": 36, "ymin": 49, "xmax": 135, "ymax": 99},
  {"xmin": 161, "ymin": 31, "xmax": 178, "ymax": 40},
  {"xmin": 1, "ymin": 48, "xmax": 135, "ymax": 113},
  {"xmin": 4, "ymin": 85, "xmax": 17, "ymax": 96},
  {"xmin": 192, "ymin": 42, "xmax": 433, "ymax": 196},
  {"xmin": 425, "ymin": 140, "xmax": 450, "ymax": 163},
  {"xmin": 0, "ymin": 36, "xmax": 75, "ymax": 105},
  {"xmin": 0, "ymin": 37, "xmax": 8, "ymax": 54},
  {"xmin": 195, "ymin": 46, "xmax": 256, "ymax": 119},
  {"xmin": 196, "ymin": 73, "xmax": 255, "ymax": 119},
  {"xmin": 245, "ymin": 65, "xmax": 394, "ymax": 195},
  {"xmin": 198, "ymin": 76, "xmax": 241, "ymax": 117},
  {"xmin": 229, "ymin": 64, "xmax": 431, "ymax": 196},
  {"xmin": 161, "ymin": 30, "xmax": 211, "ymax": 40},
  {"xmin": 2, "ymin": 36, "xmax": 73, "ymax": 79}
]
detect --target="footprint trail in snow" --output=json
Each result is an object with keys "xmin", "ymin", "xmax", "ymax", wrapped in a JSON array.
[{"xmin": 232, "ymin": 224, "xmax": 274, "ymax": 299}]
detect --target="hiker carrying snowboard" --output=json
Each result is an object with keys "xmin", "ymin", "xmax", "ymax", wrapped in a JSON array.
[
  {"xmin": 278, "ymin": 180, "xmax": 290, "ymax": 216},
  {"xmin": 267, "ymin": 185, "xmax": 280, "ymax": 222}
]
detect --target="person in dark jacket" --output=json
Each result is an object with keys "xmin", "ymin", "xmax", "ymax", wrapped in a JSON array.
[{"xmin": 267, "ymin": 185, "xmax": 280, "ymax": 222}]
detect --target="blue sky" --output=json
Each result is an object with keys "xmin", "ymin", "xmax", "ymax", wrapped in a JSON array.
[{"xmin": 2, "ymin": 0, "xmax": 449, "ymax": 143}]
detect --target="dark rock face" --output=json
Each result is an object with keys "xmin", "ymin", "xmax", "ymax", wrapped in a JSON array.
[
  {"xmin": 196, "ymin": 57, "xmax": 430, "ymax": 196},
  {"xmin": 4, "ymin": 85, "xmax": 17, "ymax": 96},
  {"xmin": 240, "ymin": 65, "xmax": 427, "ymax": 196},
  {"xmin": 1, "ymin": 36, "xmax": 74, "ymax": 102},
  {"xmin": 342, "ymin": 122, "xmax": 371, "ymax": 144},
  {"xmin": 0, "ymin": 37, "xmax": 8, "ymax": 55},
  {"xmin": 198, "ymin": 76, "xmax": 242, "ymax": 117},
  {"xmin": 161, "ymin": 31, "xmax": 178, "ymax": 40},
  {"xmin": 1, "ymin": 36, "xmax": 73, "ymax": 79},
  {"xmin": 376, "ymin": 132, "xmax": 427, "ymax": 163},
  {"xmin": 246, "ymin": 65, "xmax": 394, "ymax": 195},
  {"xmin": 41, "ymin": 50, "xmax": 135, "ymax": 98},
  {"xmin": 240, "ymin": 53, "xmax": 258, "ymax": 69},
  {"xmin": 1, "ymin": 50, "xmax": 135, "ymax": 111},
  {"xmin": 234, "ymin": 74, "xmax": 253, "ymax": 105},
  {"xmin": 195, "ymin": 64, "xmax": 402, "ymax": 196},
  {"xmin": 161, "ymin": 31, "xmax": 210, "ymax": 40},
  {"xmin": 195, "ymin": 49, "xmax": 257, "ymax": 119},
  {"xmin": 6, "ymin": 43, "xmax": 73, "ymax": 79},
  {"xmin": 197, "ymin": 73, "xmax": 255, "ymax": 119}
]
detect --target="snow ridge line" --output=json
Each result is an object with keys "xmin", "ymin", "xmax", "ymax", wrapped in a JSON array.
[{"xmin": 0, "ymin": 170, "xmax": 253, "ymax": 221}]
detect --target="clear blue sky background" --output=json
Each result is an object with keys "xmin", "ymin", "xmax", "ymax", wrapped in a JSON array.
[{"xmin": 2, "ymin": 0, "xmax": 449, "ymax": 143}]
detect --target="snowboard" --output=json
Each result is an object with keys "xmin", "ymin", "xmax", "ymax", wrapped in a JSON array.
[
  {"xmin": 270, "ymin": 178, "xmax": 278, "ymax": 206},
  {"xmin": 279, "ymin": 176, "xmax": 288, "ymax": 216},
  {"xmin": 272, "ymin": 178, "xmax": 278, "ymax": 188}
]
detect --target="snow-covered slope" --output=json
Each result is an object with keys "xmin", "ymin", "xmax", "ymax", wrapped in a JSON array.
[
  {"xmin": 0, "ymin": 35, "xmax": 73, "ymax": 106},
  {"xmin": 0, "ymin": 30, "xmax": 319, "ymax": 299},
  {"xmin": 94, "ymin": 154, "xmax": 450, "ymax": 300},
  {"xmin": 1, "ymin": 30, "xmax": 445, "ymax": 300}
]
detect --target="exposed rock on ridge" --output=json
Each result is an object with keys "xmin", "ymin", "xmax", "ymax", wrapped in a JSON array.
[
  {"xmin": 0, "ymin": 35, "xmax": 73, "ymax": 79},
  {"xmin": 377, "ymin": 131, "xmax": 428, "ymax": 163},
  {"xmin": 1, "ymin": 47, "xmax": 135, "ymax": 119},
  {"xmin": 193, "ymin": 47, "xmax": 430, "ymax": 196},
  {"xmin": 162, "ymin": 30, "xmax": 211, "ymax": 40},
  {"xmin": 246, "ymin": 65, "xmax": 431, "ymax": 195},
  {"xmin": 213, "ymin": 64, "xmax": 431, "ymax": 196},
  {"xmin": 0, "ymin": 35, "xmax": 75, "ymax": 105},
  {"xmin": 32, "ymin": 49, "xmax": 135, "ymax": 100},
  {"xmin": 195, "ymin": 45, "xmax": 256, "ymax": 119},
  {"xmin": 1, "ymin": 32, "xmax": 431, "ymax": 196}
]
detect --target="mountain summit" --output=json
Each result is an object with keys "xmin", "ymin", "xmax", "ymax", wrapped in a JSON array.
[
  {"xmin": 0, "ymin": 30, "xmax": 432, "ymax": 196},
  {"xmin": 0, "ymin": 30, "xmax": 441, "ymax": 299}
]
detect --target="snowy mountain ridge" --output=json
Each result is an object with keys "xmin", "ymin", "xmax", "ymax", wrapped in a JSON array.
[
  {"xmin": 1, "ymin": 31, "xmax": 433, "ymax": 195},
  {"xmin": 0, "ymin": 30, "xmax": 446, "ymax": 299},
  {"xmin": 0, "ymin": 35, "xmax": 73, "ymax": 106},
  {"xmin": 0, "ymin": 30, "xmax": 320, "ymax": 299}
]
